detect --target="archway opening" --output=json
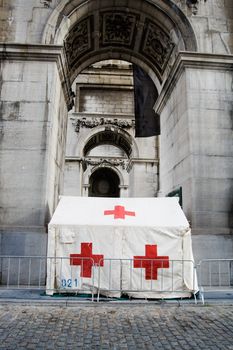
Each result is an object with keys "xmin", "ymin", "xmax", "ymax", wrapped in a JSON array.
[
  {"xmin": 47, "ymin": 0, "xmax": 197, "ymax": 202},
  {"xmin": 64, "ymin": 58, "xmax": 157, "ymax": 198},
  {"xmin": 89, "ymin": 168, "xmax": 120, "ymax": 197}
]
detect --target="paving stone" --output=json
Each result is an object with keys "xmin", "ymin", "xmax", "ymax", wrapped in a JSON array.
[{"xmin": 0, "ymin": 304, "xmax": 233, "ymax": 349}]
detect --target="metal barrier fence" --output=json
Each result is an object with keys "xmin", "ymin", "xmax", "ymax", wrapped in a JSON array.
[
  {"xmin": 197, "ymin": 259, "xmax": 233, "ymax": 304},
  {"xmin": 0, "ymin": 256, "xmax": 198, "ymax": 302},
  {"xmin": 0, "ymin": 256, "xmax": 46, "ymax": 289},
  {"xmin": 0, "ymin": 256, "xmax": 96, "ymax": 300},
  {"xmin": 1, "ymin": 256, "xmax": 233, "ymax": 303},
  {"xmin": 95, "ymin": 258, "xmax": 197, "ymax": 302}
]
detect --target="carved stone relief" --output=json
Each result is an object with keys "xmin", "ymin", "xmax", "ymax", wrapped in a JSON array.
[
  {"xmin": 40, "ymin": 0, "xmax": 52, "ymax": 7},
  {"xmin": 175, "ymin": 0, "xmax": 207, "ymax": 15},
  {"xmin": 186, "ymin": 0, "xmax": 207, "ymax": 15},
  {"xmin": 85, "ymin": 158, "xmax": 128, "ymax": 170},
  {"xmin": 64, "ymin": 11, "xmax": 176, "ymax": 79},
  {"xmin": 141, "ymin": 19, "xmax": 175, "ymax": 73},
  {"xmin": 64, "ymin": 17, "xmax": 93, "ymax": 67},
  {"xmin": 100, "ymin": 12, "xmax": 139, "ymax": 47},
  {"xmin": 72, "ymin": 117, "xmax": 135, "ymax": 133}
]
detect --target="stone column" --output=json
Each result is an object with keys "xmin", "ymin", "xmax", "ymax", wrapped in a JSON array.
[
  {"xmin": 0, "ymin": 44, "xmax": 71, "ymax": 257},
  {"xmin": 156, "ymin": 52, "xmax": 233, "ymax": 259}
]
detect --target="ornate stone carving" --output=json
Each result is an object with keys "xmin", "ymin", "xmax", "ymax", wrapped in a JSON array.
[
  {"xmin": 40, "ymin": 0, "xmax": 52, "ymax": 8},
  {"xmin": 186, "ymin": 0, "xmax": 207, "ymax": 15},
  {"xmin": 100, "ymin": 12, "xmax": 139, "ymax": 47},
  {"xmin": 85, "ymin": 158, "xmax": 128, "ymax": 170},
  {"xmin": 173, "ymin": 0, "xmax": 207, "ymax": 15},
  {"xmin": 72, "ymin": 117, "xmax": 135, "ymax": 133},
  {"xmin": 141, "ymin": 19, "xmax": 174, "ymax": 73},
  {"xmin": 64, "ymin": 17, "xmax": 93, "ymax": 67}
]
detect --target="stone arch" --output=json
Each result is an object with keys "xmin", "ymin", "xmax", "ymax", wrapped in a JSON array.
[
  {"xmin": 43, "ymin": 0, "xmax": 197, "ymax": 89},
  {"xmin": 79, "ymin": 126, "xmax": 134, "ymax": 197},
  {"xmin": 78, "ymin": 125, "xmax": 139, "ymax": 159},
  {"xmin": 82, "ymin": 161, "xmax": 127, "ymax": 198}
]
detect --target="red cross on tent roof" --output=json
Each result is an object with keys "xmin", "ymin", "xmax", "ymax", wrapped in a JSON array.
[{"xmin": 104, "ymin": 205, "xmax": 136, "ymax": 219}]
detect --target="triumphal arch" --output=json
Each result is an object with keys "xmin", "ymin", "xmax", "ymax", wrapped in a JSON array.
[{"xmin": 0, "ymin": 0, "xmax": 232, "ymax": 272}]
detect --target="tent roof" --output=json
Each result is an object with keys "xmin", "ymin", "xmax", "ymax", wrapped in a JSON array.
[{"xmin": 49, "ymin": 196, "xmax": 189, "ymax": 228}]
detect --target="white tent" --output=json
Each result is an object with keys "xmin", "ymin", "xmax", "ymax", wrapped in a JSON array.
[{"xmin": 46, "ymin": 196, "xmax": 198, "ymax": 298}]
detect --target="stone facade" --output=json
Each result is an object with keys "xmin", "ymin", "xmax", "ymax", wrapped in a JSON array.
[
  {"xmin": 0, "ymin": 0, "xmax": 232, "ymax": 281},
  {"xmin": 64, "ymin": 60, "xmax": 158, "ymax": 198}
]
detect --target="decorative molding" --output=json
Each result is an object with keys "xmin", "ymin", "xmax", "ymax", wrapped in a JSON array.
[
  {"xmin": 64, "ymin": 16, "xmax": 93, "ymax": 68},
  {"xmin": 0, "ymin": 43, "xmax": 62, "ymax": 61},
  {"xmin": 85, "ymin": 158, "xmax": 128, "ymax": 170},
  {"xmin": 65, "ymin": 157, "xmax": 158, "ymax": 173},
  {"xmin": 140, "ymin": 19, "xmax": 175, "ymax": 73},
  {"xmin": 72, "ymin": 117, "xmax": 135, "ymax": 133},
  {"xmin": 40, "ymin": 0, "xmax": 52, "ymax": 8},
  {"xmin": 81, "ymin": 157, "xmax": 158, "ymax": 171},
  {"xmin": 100, "ymin": 12, "xmax": 139, "ymax": 48}
]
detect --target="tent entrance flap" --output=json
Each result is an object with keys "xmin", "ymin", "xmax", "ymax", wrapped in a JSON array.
[{"xmin": 46, "ymin": 196, "xmax": 198, "ymax": 298}]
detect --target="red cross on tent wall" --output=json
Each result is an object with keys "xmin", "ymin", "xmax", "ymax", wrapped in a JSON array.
[
  {"xmin": 133, "ymin": 245, "xmax": 170, "ymax": 280},
  {"xmin": 104, "ymin": 205, "xmax": 136, "ymax": 219},
  {"xmin": 70, "ymin": 243, "xmax": 104, "ymax": 278}
]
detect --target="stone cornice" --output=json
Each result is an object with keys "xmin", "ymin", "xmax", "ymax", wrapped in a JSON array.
[
  {"xmin": 65, "ymin": 156, "xmax": 158, "ymax": 173},
  {"xmin": 155, "ymin": 52, "xmax": 233, "ymax": 114},
  {"xmin": 71, "ymin": 112, "xmax": 134, "ymax": 119},
  {"xmin": 71, "ymin": 116, "xmax": 135, "ymax": 132},
  {"xmin": 0, "ymin": 43, "xmax": 63, "ymax": 61},
  {"xmin": 65, "ymin": 156, "xmax": 159, "ymax": 164},
  {"xmin": 0, "ymin": 43, "xmax": 74, "ymax": 110}
]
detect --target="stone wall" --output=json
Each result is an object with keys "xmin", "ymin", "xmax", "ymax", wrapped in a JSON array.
[
  {"xmin": 157, "ymin": 53, "xmax": 233, "ymax": 237},
  {"xmin": 129, "ymin": 162, "xmax": 159, "ymax": 198},
  {"xmin": 173, "ymin": 0, "xmax": 233, "ymax": 54},
  {"xmin": 0, "ymin": 45, "xmax": 68, "ymax": 260},
  {"xmin": 0, "ymin": 59, "xmax": 51, "ymax": 229},
  {"xmin": 159, "ymin": 70, "xmax": 193, "ymax": 220},
  {"xmin": 79, "ymin": 89, "xmax": 134, "ymax": 115},
  {"xmin": 0, "ymin": 0, "xmax": 55, "ymax": 44},
  {"xmin": 186, "ymin": 66, "xmax": 233, "ymax": 233}
]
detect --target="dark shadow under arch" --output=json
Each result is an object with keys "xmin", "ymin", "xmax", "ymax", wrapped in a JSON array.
[{"xmin": 89, "ymin": 168, "xmax": 120, "ymax": 197}]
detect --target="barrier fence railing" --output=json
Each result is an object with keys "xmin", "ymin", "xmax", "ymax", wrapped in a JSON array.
[
  {"xmin": 197, "ymin": 259, "xmax": 233, "ymax": 304},
  {"xmin": 0, "ymin": 256, "xmax": 46, "ymax": 290},
  {"xmin": 0, "ymin": 256, "xmax": 96, "ymax": 301},
  {"xmin": 0, "ymin": 256, "xmax": 198, "ymax": 301},
  {"xmin": 1, "ymin": 256, "xmax": 233, "ymax": 303},
  {"xmin": 95, "ymin": 258, "xmax": 197, "ymax": 302}
]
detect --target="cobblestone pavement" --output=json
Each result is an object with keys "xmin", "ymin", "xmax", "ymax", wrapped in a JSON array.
[{"xmin": 0, "ymin": 303, "xmax": 233, "ymax": 349}]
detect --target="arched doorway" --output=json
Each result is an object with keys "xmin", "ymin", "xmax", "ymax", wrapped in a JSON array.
[
  {"xmin": 43, "ymin": 0, "xmax": 197, "ymax": 204},
  {"xmin": 81, "ymin": 127, "xmax": 131, "ymax": 197},
  {"xmin": 89, "ymin": 168, "xmax": 120, "ymax": 197}
]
